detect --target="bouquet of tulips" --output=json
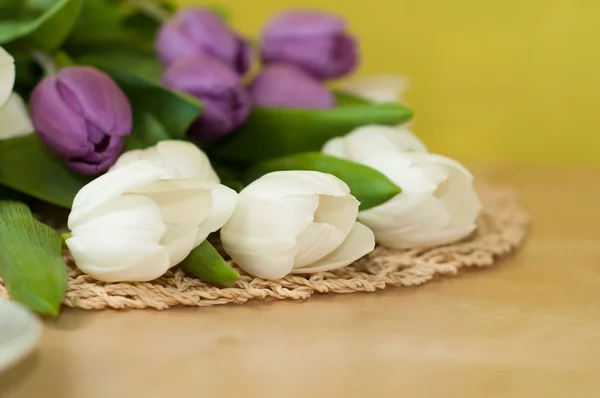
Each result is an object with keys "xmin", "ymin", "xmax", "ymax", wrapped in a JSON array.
[{"xmin": 0, "ymin": 0, "xmax": 481, "ymax": 316}]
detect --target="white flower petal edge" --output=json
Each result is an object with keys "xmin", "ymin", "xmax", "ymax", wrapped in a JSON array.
[
  {"xmin": 0, "ymin": 93, "xmax": 34, "ymax": 140},
  {"xmin": 341, "ymin": 74, "xmax": 410, "ymax": 104},
  {"xmin": 359, "ymin": 153, "xmax": 481, "ymax": 249},
  {"xmin": 67, "ymin": 160, "xmax": 237, "ymax": 282},
  {"xmin": 292, "ymin": 222, "xmax": 374, "ymax": 273},
  {"xmin": 0, "ymin": 46, "xmax": 15, "ymax": 110},
  {"xmin": 0, "ymin": 299, "xmax": 42, "ymax": 373},
  {"xmin": 112, "ymin": 140, "xmax": 220, "ymax": 182},
  {"xmin": 322, "ymin": 127, "xmax": 481, "ymax": 249},
  {"xmin": 322, "ymin": 124, "xmax": 428, "ymax": 163},
  {"xmin": 221, "ymin": 171, "xmax": 375, "ymax": 280}
]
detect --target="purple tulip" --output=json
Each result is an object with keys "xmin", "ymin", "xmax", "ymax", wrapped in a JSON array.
[
  {"xmin": 249, "ymin": 64, "xmax": 335, "ymax": 109},
  {"xmin": 156, "ymin": 7, "xmax": 252, "ymax": 75},
  {"xmin": 260, "ymin": 10, "xmax": 359, "ymax": 80},
  {"xmin": 162, "ymin": 57, "xmax": 251, "ymax": 142},
  {"xmin": 30, "ymin": 66, "xmax": 132, "ymax": 175}
]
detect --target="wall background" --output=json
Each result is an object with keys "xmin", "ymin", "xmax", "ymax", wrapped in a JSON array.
[{"xmin": 179, "ymin": 0, "xmax": 599, "ymax": 165}]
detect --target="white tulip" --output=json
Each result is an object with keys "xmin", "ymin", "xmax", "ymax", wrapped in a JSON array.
[
  {"xmin": 221, "ymin": 171, "xmax": 375, "ymax": 279},
  {"xmin": 322, "ymin": 126, "xmax": 481, "ymax": 249},
  {"xmin": 0, "ymin": 299, "xmax": 42, "ymax": 372},
  {"xmin": 0, "ymin": 93, "xmax": 34, "ymax": 140},
  {"xmin": 112, "ymin": 140, "xmax": 219, "ymax": 182},
  {"xmin": 66, "ymin": 160, "xmax": 238, "ymax": 282},
  {"xmin": 322, "ymin": 124, "xmax": 428, "ymax": 162},
  {"xmin": 341, "ymin": 74, "xmax": 410, "ymax": 104},
  {"xmin": 0, "ymin": 46, "xmax": 15, "ymax": 110}
]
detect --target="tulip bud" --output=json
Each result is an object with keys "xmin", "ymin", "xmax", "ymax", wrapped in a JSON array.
[
  {"xmin": 249, "ymin": 64, "xmax": 335, "ymax": 109},
  {"xmin": 221, "ymin": 170, "xmax": 375, "ymax": 279},
  {"xmin": 66, "ymin": 160, "xmax": 238, "ymax": 282},
  {"xmin": 260, "ymin": 10, "xmax": 359, "ymax": 80},
  {"xmin": 112, "ymin": 140, "xmax": 220, "ymax": 182},
  {"xmin": 0, "ymin": 46, "xmax": 15, "ymax": 111},
  {"xmin": 156, "ymin": 7, "xmax": 252, "ymax": 75},
  {"xmin": 323, "ymin": 125, "xmax": 482, "ymax": 249},
  {"xmin": 161, "ymin": 57, "xmax": 251, "ymax": 142},
  {"xmin": 30, "ymin": 66, "xmax": 132, "ymax": 175}
]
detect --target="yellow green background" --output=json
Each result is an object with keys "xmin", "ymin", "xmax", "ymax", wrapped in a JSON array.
[{"xmin": 179, "ymin": 0, "xmax": 598, "ymax": 165}]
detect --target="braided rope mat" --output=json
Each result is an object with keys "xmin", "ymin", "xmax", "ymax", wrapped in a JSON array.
[{"xmin": 0, "ymin": 181, "xmax": 530, "ymax": 310}]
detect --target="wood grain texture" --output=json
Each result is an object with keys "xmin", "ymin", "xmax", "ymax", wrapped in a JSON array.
[{"xmin": 1, "ymin": 164, "xmax": 599, "ymax": 398}]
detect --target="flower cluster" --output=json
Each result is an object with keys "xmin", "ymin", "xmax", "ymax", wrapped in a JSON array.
[
  {"xmin": 157, "ymin": 7, "xmax": 360, "ymax": 141},
  {"xmin": 0, "ymin": 3, "xmax": 481, "ymax": 307}
]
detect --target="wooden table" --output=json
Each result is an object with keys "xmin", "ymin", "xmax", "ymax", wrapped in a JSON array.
[{"xmin": 1, "ymin": 164, "xmax": 599, "ymax": 398}]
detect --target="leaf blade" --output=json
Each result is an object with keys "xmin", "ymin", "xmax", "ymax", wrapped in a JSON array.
[
  {"xmin": 97, "ymin": 66, "xmax": 203, "ymax": 141},
  {"xmin": 211, "ymin": 102, "xmax": 413, "ymax": 163},
  {"xmin": 0, "ymin": 0, "xmax": 84, "ymax": 51},
  {"xmin": 0, "ymin": 134, "xmax": 89, "ymax": 208},
  {"xmin": 245, "ymin": 152, "xmax": 401, "ymax": 210},
  {"xmin": 0, "ymin": 201, "xmax": 67, "ymax": 315}
]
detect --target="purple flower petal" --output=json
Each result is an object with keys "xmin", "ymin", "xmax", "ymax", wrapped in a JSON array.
[
  {"xmin": 156, "ymin": 7, "xmax": 253, "ymax": 75},
  {"xmin": 162, "ymin": 57, "xmax": 252, "ymax": 141},
  {"xmin": 263, "ymin": 10, "xmax": 346, "ymax": 39},
  {"xmin": 249, "ymin": 64, "xmax": 335, "ymax": 109},
  {"xmin": 260, "ymin": 10, "xmax": 359, "ymax": 79},
  {"xmin": 30, "ymin": 66, "xmax": 132, "ymax": 175}
]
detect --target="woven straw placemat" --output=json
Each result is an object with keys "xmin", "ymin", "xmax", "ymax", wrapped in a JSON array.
[{"xmin": 0, "ymin": 181, "xmax": 530, "ymax": 310}]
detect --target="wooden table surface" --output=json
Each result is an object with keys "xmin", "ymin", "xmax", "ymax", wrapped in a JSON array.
[{"xmin": 1, "ymin": 164, "xmax": 599, "ymax": 398}]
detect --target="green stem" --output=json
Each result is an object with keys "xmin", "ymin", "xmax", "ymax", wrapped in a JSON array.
[
  {"xmin": 31, "ymin": 51, "xmax": 58, "ymax": 77},
  {"xmin": 128, "ymin": 0, "xmax": 171, "ymax": 22},
  {"xmin": 61, "ymin": 232, "xmax": 72, "ymax": 250}
]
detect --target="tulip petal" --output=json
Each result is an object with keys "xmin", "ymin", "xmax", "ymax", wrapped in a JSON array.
[
  {"xmin": 68, "ymin": 161, "xmax": 168, "ymax": 229},
  {"xmin": 0, "ymin": 46, "xmax": 15, "ymax": 110},
  {"xmin": 70, "ymin": 194, "xmax": 165, "ymax": 244},
  {"xmin": 413, "ymin": 154, "xmax": 482, "ymax": 228},
  {"xmin": 111, "ymin": 148, "xmax": 143, "ymax": 168},
  {"xmin": 133, "ymin": 179, "xmax": 213, "ymax": 228},
  {"xmin": 359, "ymin": 192, "xmax": 448, "ymax": 233},
  {"xmin": 342, "ymin": 74, "xmax": 410, "ymax": 104},
  {"xmin": 225, "ymin": 240, "xmax": 298, "ymax": 280},
  {"xmin": 345, "ymin": 125, "xmax": 427, "ymax": 161},
  {"xmin": 161, "ymin": 226, "xmax": 201, "ymax": 267},
  {"xmin": 154, "ymin": 140, "xmax": 219, "ymax": 181},
  {"xmin": 293, "ymin": 222, "xmax": 374, "ymax": 273},
  {"xmin": 67, "ymin": 237, "xmax": 170, "ymax": 282},
  {"xmin": 221, "ymin": 196, "xmax": 313, "ymax": 251},
  {"xmin": 0, "ymin": 93, "xmax": 34, "ymax": 140},
  {"xmin": 294, "ymin": 194, "xmax": 358, "ymax": 267},
  {"xmin": 195, "ymin": 183, "xmax": 238, "ymax": 244},
  {"xmin": 242, "ymin": 170, "xmax": 351, "ymax": 201},
  {"xmin": 321, "ymin": 137, "xmax": 345, "ymax": 158},
  {"xmin": 113, "ymin": 141, "xmax": 220, "ymax": 182}
]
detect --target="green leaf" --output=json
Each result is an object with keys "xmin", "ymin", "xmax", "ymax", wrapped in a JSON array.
[
  {"xmin": 0, "ymin": 201, "xmax": 67, "ymax": 315},
  {"xmin": 211, "ymin": 102, "xmax": 413, "ymax": 163},
  {"xmin": 0, "ymin": 134, "xmax": 89, "ymax": 208},
  {"xmin": 332, "ymin": 90, "xmax": 370, "ymax": 106},
  {"xmin": 65, "ymin": 0, "xmax": 155, "ymax": 55},
  {"xmin": 124, "ymin": 109, "xmax": 171, "ymax": 151},
  {"xmin": 245, "ymin": 152, "xmax": 402, "ymax": 210},
  {"xmin": 0, "ymin": 0, "xmax": 84, "ymax": 51},
  {"xmin": 181, "ymin": 241, "xmax": 238, "ymax": 287},
  {"xmin": 78, "ymin": 50, "xmax": 163, "ymax": 83},
  {"xmin": 98, "ymin": 66, "xmax": 203, "ymax": 144}
]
